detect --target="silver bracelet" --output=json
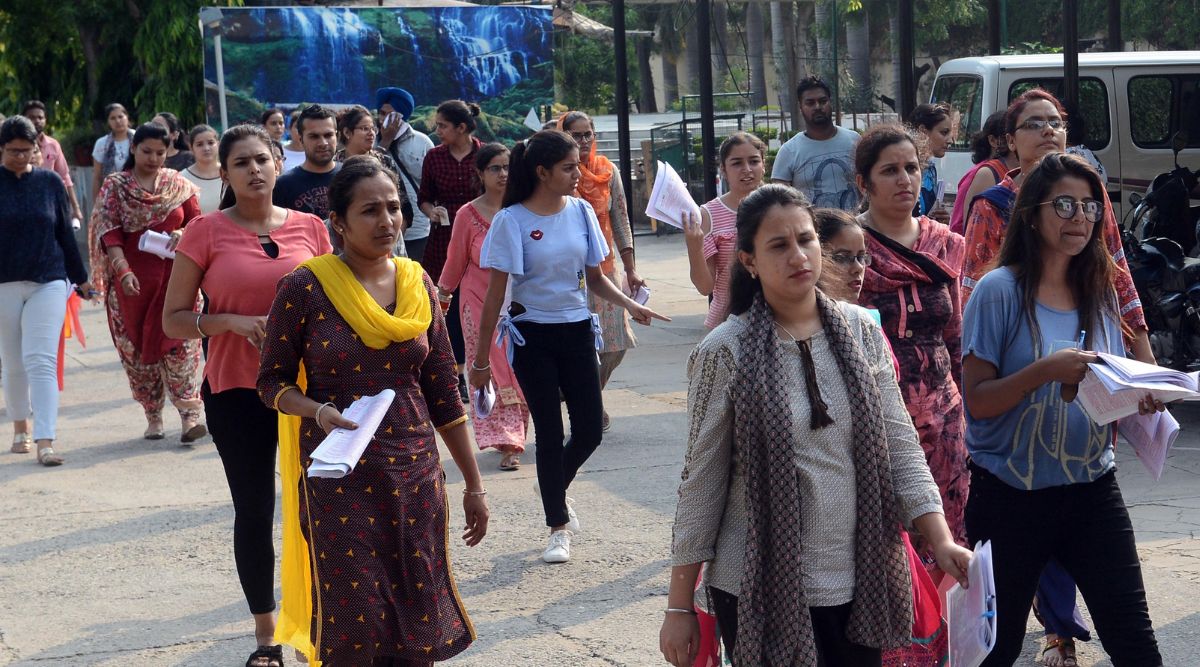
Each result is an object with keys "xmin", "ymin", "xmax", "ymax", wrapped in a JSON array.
[
  {"xmin": 314, "ymin": 402, "xmax": 336, "ymax": 428},
  {"xmin": 470, "ymin": 360, "xmax": 490, "ymax": 372},
  {"xmin": 195, "ymin": 313, "xmax": 207, "ymax": 338},
  {"xmin": 463, "ymin": 489, "xmax": 488, "ymax": 496},
  {"xmin": 664, "ymin": 608, "xmax": 696, "ymax": 615}
]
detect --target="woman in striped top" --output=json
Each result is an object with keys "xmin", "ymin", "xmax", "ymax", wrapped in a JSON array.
[{"xmin": 683, "ymin": 132, "xmax": 767, "ymax": 329}]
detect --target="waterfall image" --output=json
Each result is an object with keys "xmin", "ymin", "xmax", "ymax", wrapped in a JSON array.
[{"xmin": 202, "ymin": 5, "xmax": 554, "ymax": 144}]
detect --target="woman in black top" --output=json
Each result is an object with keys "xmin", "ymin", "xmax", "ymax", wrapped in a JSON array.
[{"xmin": 0, "ymin": 116, "xmax": 93, "ymax": 466}]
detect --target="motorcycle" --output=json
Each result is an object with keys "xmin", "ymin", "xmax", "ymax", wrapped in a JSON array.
[{"xmin": 1120, "ymin": 131, "xmax": 1200, "ymax": 370}]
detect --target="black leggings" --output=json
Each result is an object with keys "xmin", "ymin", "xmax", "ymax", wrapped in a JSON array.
[
  {"xmin": 966, "ymin": 464, "xmax": 1161, "ymax": 666},
  {"xmin": 203, "ymin": 382, "xmax": 278, "ymax": 615},
  {"xmin": 708, "ymin": 587, "xmax": 882, "ymax": 666},
  {"xmin": 510, "ymin": 319, "xmax": 603, "ymax": 528}
]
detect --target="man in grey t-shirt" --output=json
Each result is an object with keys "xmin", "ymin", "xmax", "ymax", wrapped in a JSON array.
[{"xmin": 771, "ymin": 77, "xmax": 861, "ymax": 211}]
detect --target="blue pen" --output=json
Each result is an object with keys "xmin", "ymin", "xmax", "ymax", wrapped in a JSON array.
[{"xmin": 1077, "ymin": 329, "xmax": 1086, "ymax": 349}]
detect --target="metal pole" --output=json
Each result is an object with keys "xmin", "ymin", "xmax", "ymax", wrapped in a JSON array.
[
  {"xmin": 698, "ymin": 0, "xmax": 717, "ymax": 202},
  {"xmin": 1108, "ymin": 0, "xmax": 1122, "ymax": 51},
  {"xmin": 214, "ymin": 32, "xmax": 229, "ymax": 132},
  {"xmin": 987, "ymin": 0, "xmax": 1002, "ymax": 55},
  {"xmin": 897, "ymin": 0, "xmax": 915, "ymax": 119},
  {"xmin": 1000, "ymin": 0, "xmax": 1008, "ymax": 50},
  {"xmin": 831, "ymin": 0, "xmax": 840, "ymax": 123},
  {"xmin": 613, "ymin": 0, "xmax": 634, "ymax": 222},
  {"xmin": 1063, "ymin": 0, "xmax": 1079, "ymax": 113}
]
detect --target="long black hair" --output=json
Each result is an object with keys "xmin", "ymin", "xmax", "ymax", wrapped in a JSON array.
[
  {"xmin": 996, "ymin": 152, "xmax": 1121, "ymax": 351},
  {"xmin": 502, "ymin": 130, "xmax": 577, "ymax": 208},
  {"xmin": 153, "ymin": 112, "xmax": 189, "ymax": 151},
  {"xmin": 217, "ymin": 123, "xmax": 274, "ymax": 209},
  {"xmin": 971, "ymin": 110, "xmax": 1009, "ymax": 164},
  {"xmin": 122, "ymin": 122, "xmax": 170, "ymax": 171},
  {"xmin": 728, "ymin": 184, "xmax": 815, "ymax": 315}
]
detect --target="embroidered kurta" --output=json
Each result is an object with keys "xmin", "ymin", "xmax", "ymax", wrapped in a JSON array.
[
  {"xmin": 257, "ymin": 267, "xmax": 474, "ymax": 665},
  {"xmin": 859, "ymin": 217, "xmax": 968, "ymax": 551}
]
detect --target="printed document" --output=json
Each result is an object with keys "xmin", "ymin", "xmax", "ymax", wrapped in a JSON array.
[
  {"xmin": 1118, "ymin": 409, "xmax": 1180, "ymax": 481},
  {"xmin": 646, "ymin": 161, "xmax": 700, "ymax": 229},
  {"xmin": 307, "ymin": 389, "xmax": 396, "ymax": 479}
]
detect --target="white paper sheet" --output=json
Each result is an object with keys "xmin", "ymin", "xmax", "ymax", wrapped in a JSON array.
[
  {"xmin": 138, "ymin": 230, "xmax": 176, "ymax": 259},
  {"xmin": 645, "ymin": 161, "xmax": 700, "ymax": 229},
  {"xmin": 947, "ymin": 540, "xmax": 997, "ymax": 667},
  {"xmin": 307, "ymin": 389, "xmax": 396, "ymax": 479},
  {"xmin": 1119, "ymin": 409, "xmax": 1180, "ymax": 481},
  {"xmin": 1078, "ymin": 366, "xmax": 1198, "ymax": 425}
]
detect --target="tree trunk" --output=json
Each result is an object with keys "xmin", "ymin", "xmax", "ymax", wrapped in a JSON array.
[
  {"xmin": 681, "ymin": 12, "xmax": 700, "ymax": 97},
  {"xmin": 793, "ymin": 1, "xmax": 816, "ymax": 131},
  {"xmin": 712, "ymin": 0, "xmax": 731, "ymax": 91},
  {"xmin": 845, "ymin": 7, "xmax": 871, "ymax": 112},
  {"xmin": 770, "ymin": 1, "xmax": 792, "ymax": 119},
  {"xmin": 661, "ymin": 51, "xmax": 679, "ymax": 107},
  {"xmin": 890, "ymin": 10, "xmax": 902, "ymax": 112},
  {"xmin": 747, "ymin": 2, "xmax": 768, "ymax": 107},
  {"xmin": 77, "ymin": 23, "xmax": 102, "ymax": 132},
  {"xmin": 813, "ymin": 0, "xmax": 832, "ymax": 83},
  {"xmin": 637, "ymin": 36, "xmax": 658, "ymax": 113}
]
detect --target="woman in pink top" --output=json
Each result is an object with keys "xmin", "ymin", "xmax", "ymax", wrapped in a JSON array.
[
  {"xmin": 438, "ymin": 143, "xmax": 529, "ymax": 470},
  {"xmin": 162, "ymin": 124, "xmax": 331, "ymax": 667},
  {"xmin": 683, "ymin": 132, "xmax": 767, "ymax": 329}
]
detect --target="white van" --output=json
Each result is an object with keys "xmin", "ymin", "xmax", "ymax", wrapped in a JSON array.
[{"xmin": 930, "ymin": 52, "xmax": 1200, "ymax": 217}]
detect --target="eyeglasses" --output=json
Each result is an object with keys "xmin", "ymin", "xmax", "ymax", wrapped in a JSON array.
[
  {"xmin": 353, "ymin": 125, "xmax": 376, "ymax": 134},
  {"xmin": 569, "ymin": 131, "xmax": 595, "ymax": 143},
  {"xmin": 829, "ymin": 251, "xmax": 872, "ymax": 267},
  {"xmin": 484, "ymin": 164, "xmax": 509, "ymax": 174},
  {"xmin": 1037, "ymin": 195, "xmax": 1104, "ymax": 223},
  {"xmin": 1017, "ymin": 118, "xmax": 1068, "ymax": 133}
]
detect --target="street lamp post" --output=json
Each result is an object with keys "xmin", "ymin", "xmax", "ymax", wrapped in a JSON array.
[{"xmin": 199, "ymin": 7, "xmax": 228, "ymax": 132}]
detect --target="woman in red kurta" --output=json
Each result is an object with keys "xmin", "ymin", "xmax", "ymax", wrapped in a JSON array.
[
  {"xmin": 89, "ymin": 122, "xmax": 204, "ymax": 441},
  {"xmin": 854, "ymin": 125, "xmax": 969, "ymax": 558}
]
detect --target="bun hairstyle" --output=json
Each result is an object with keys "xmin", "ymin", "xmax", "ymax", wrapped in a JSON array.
[
  {"xmin": 217, "ymin": 123, "xmax": 275, "ymax": 208},
  {"xmin": 154, "ymin": 111, "xmax": 189, "ymax": 150},
  {"xmin": 718, "ymin": 131, "xmax": 768, "ymax": 165},
  {"xmin": 997, "ymin": 151, "xmax": 1119, "ymax": 350},
  {"xmin": 727, "ymin": 184, "xmax": 815, "ymax": 315},
  {"xmin": 853, "ymin": 123, "xmax": 923, "ymax": 205},
  {"xmin": 122, "ymin": 122, "xmax": 171, "ymax": 171},
  {"xmin": 502, "ymin": 130, "xmax": 578, "ymax": 207},
  {"xmin": 907, "ymin": 102, "xmax": 952, "ymax": 132},
  {"xmin": 337, "ymin": 104, "xmax": 375, "ymax": 145},
  {"xmin": 436, "ymin": 100, "xmax": 481, "ymax": 133},
  {"xmin": 971, "ymin": 110, "xmax": 1009, "ymax": 163}
]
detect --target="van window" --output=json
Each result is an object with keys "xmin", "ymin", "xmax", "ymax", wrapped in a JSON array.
[
  {"xmin": 931, "ymin": 75, "xmax": 983, "ymax": 152},
  {"xmin": 1129, "ymin": 75, "xmax": 1200, "ymax": 149},
  {"xmin": 1009, "ymin": 78, "xmax": 1111, "ymax": 151}
]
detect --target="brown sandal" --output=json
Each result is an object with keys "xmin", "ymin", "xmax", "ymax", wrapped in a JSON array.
[
  {"xmin": 1042, "ymin": 636, "xmax": 1078, "ymax": 667},
  {"xmin": 499, "ymin": 452, "xmax": 521, "ymax": 471}
]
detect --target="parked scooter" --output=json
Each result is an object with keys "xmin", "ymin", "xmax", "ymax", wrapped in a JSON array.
[{"xmin": 1120, "ymin": 131, "xmax": 1200, "ymax": 370}]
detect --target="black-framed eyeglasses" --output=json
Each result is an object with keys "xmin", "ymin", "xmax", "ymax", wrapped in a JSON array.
[
  {"xmin": 829, "ymin": 251, "xmax": 872, "ymax": 267},
  {"xmin": 1038, "ymin": 195, "xmax": 1104, "ymax": 223},
  {"xmin": 1017, "ymin": 118, "xmax": 1068, "ymax": 133},
  {"xmin": 569, "ymin": 131, "xmax": 595, "ymax": 143}
]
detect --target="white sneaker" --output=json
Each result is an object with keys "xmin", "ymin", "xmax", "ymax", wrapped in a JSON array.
[
  {"xmin": 565, "ymin": 497, "xmax": 582, "ymax": 534},
  {"xmin": 542, "ymin": 530, "xmax": 572, "ymax": 563}
]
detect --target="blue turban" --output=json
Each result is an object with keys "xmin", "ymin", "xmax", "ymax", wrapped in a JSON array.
[{"xmin": 375, "ymin": 87, "xmax": 415, "ymax": 119}]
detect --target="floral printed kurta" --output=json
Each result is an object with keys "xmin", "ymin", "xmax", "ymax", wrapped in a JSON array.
[{"xmin": 258, "ymin": 267, "xmax": 474, "ymax": 665}]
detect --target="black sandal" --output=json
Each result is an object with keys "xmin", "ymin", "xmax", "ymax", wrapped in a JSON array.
[{"xmin": 246, "ymin": 644, "xmax": 284, "ymax": 667}]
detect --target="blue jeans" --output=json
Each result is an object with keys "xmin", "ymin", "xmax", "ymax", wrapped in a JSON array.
[{"xmin": 966, "ymin": 463, "xmax": 1161, "ymax": 666}]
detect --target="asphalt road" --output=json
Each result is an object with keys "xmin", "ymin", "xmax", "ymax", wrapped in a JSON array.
[{"xmin": 1, "ymin": 234, "xmax": 1198, "ymax": 666}]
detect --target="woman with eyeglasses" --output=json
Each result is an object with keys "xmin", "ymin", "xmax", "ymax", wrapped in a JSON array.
[
  {"xmin": 961, "ymin": 152, "xmax": 1163, "ymax": 666},
  {"xmin": 333, "ymin": 105, "xmax": 413, "ymax": 248},
  {"xmin": 853, "ymin": 124, "xmax": 970, "ymax": 568},
  {"xmin": 558, "ymin": 111, "xmax": 644, "ymax": 428},
  {"xmin": 438, "ymin": 142, "xmax": 529, "ymax": 470}
]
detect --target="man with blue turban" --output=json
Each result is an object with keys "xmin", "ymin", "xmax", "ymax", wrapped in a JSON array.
[{"xmin": 376, "ymin": 87, "xmax": 434, "ymax": 262}]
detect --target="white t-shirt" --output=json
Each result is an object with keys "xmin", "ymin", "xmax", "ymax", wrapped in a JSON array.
[
  {"xmin": 91, "ymin": 135, "xmax": 131, "ymax": 173},
  {"xmin": 771, "ymin": 126, "xmax": 861, "ymax": 211},
  {"xmin": 182, "ymin": 167, "xmax": 224, "ymax": 214},
  {"xmin": 480, "ymin": 197, "xmax": 609, "ymax": 324}
]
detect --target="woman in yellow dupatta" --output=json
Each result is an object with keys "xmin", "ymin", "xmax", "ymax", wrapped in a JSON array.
[
  {"xmin": 258, "ymin": 155, "xmax": 488, "ymax": 667},
  {"xmin": 557, "ymin": 111, "xmax": 645, "ymax": 430}
]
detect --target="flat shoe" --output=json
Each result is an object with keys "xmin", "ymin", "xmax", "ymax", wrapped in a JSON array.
[
  {"xmin": 11, "ymin": 433, "xmax": 32, "ymax": 454},
  {"xmin": 144, "ymin": 420, "xmax": 165, "ymax": 440},
  {"xmin": 499, "ymin": 453, "xmax": 521, "ymax": 471},
  {"xmin": 181, "ymin": 423, "xmax": 208, "ymax": 443},
  {"xmin": 37, "ymin": 447, "xmax": 63, "ymax": 467}
]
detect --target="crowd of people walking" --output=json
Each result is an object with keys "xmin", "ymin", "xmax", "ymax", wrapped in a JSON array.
[{"xmin": 0, "ymin": 77, "xmax": 1171, "ymax": 667}]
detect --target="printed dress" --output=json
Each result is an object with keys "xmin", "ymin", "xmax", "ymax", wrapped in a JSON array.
[
  {"xmin": 439, "ymin": 202, "xmax": 530, "ymax": 451},
  {"xmin": 258, "ymin": 267, "xmax": 474, "ymax": 665},
  {"xmin": 859, "ymin": 216, "xmax": 969, "ymax": 552}
]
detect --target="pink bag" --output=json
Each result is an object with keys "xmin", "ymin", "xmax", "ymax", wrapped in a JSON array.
[{"xmin": 883, "ymin": 531, "xmax": 949, "ymax": 667}]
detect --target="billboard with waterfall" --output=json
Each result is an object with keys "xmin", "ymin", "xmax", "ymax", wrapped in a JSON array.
[{"xmin": 200, "ymin": 5, "xmax": 553, "ymax": 144}]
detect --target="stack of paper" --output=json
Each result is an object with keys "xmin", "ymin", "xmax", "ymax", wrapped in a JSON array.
[
  {"xmin": 645, "ymin": 161, "xmax": 701, "ymax": 229},
  {"xmin": 1076, "ymin": 352, "xmax": 1199, "ymax": 425},
  {"xmin": 1118, "ymin": 409, "xmax": 1180, "ymax": 481},
  {"xmin": 138, "ymin": 230, "xmax": 176, "ymax": 259},
  {"xmin": 947, "ymin": 540, "xmax": 997, "ymax": 667},
  {"xmin": 307, "ymin": 389, "xmax": 396, "ymax": 479}
]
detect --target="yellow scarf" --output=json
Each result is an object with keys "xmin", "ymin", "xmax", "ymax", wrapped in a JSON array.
[{"xmin": 275, "ymin": 255, "xmax": 432, "ymax": 666}]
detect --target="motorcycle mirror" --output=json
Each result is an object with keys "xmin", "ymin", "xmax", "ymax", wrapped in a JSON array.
[
  {"xmin": 1129, "ymin": 192, "xmax": 1143, "ymax": 207},
  {"xmin": 1171, "ymin": 131, "xmax": 1189, "ymax": 166}
]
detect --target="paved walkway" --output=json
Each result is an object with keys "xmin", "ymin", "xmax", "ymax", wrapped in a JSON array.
[{"xmin": 2, "ymin": 235, "xmax": 1198, "ymax": 665}]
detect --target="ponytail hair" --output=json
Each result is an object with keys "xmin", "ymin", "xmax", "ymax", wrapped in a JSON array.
[
  {"xmin": 502, "ymin": 130, "xmax": 578, "ymax": 208},
  {"xmin": 727, "ymin": 184, "xmax": 814, "ymax": 315}
]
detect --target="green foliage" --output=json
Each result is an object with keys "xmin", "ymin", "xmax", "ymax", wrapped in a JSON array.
[
  {"xmin": 1002, "ymin": 41, "xmax": 1064, "ymax": 55},
  {"xmin": 554, "ymin": 2, "xmax": 643, "ymax": 115}
]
